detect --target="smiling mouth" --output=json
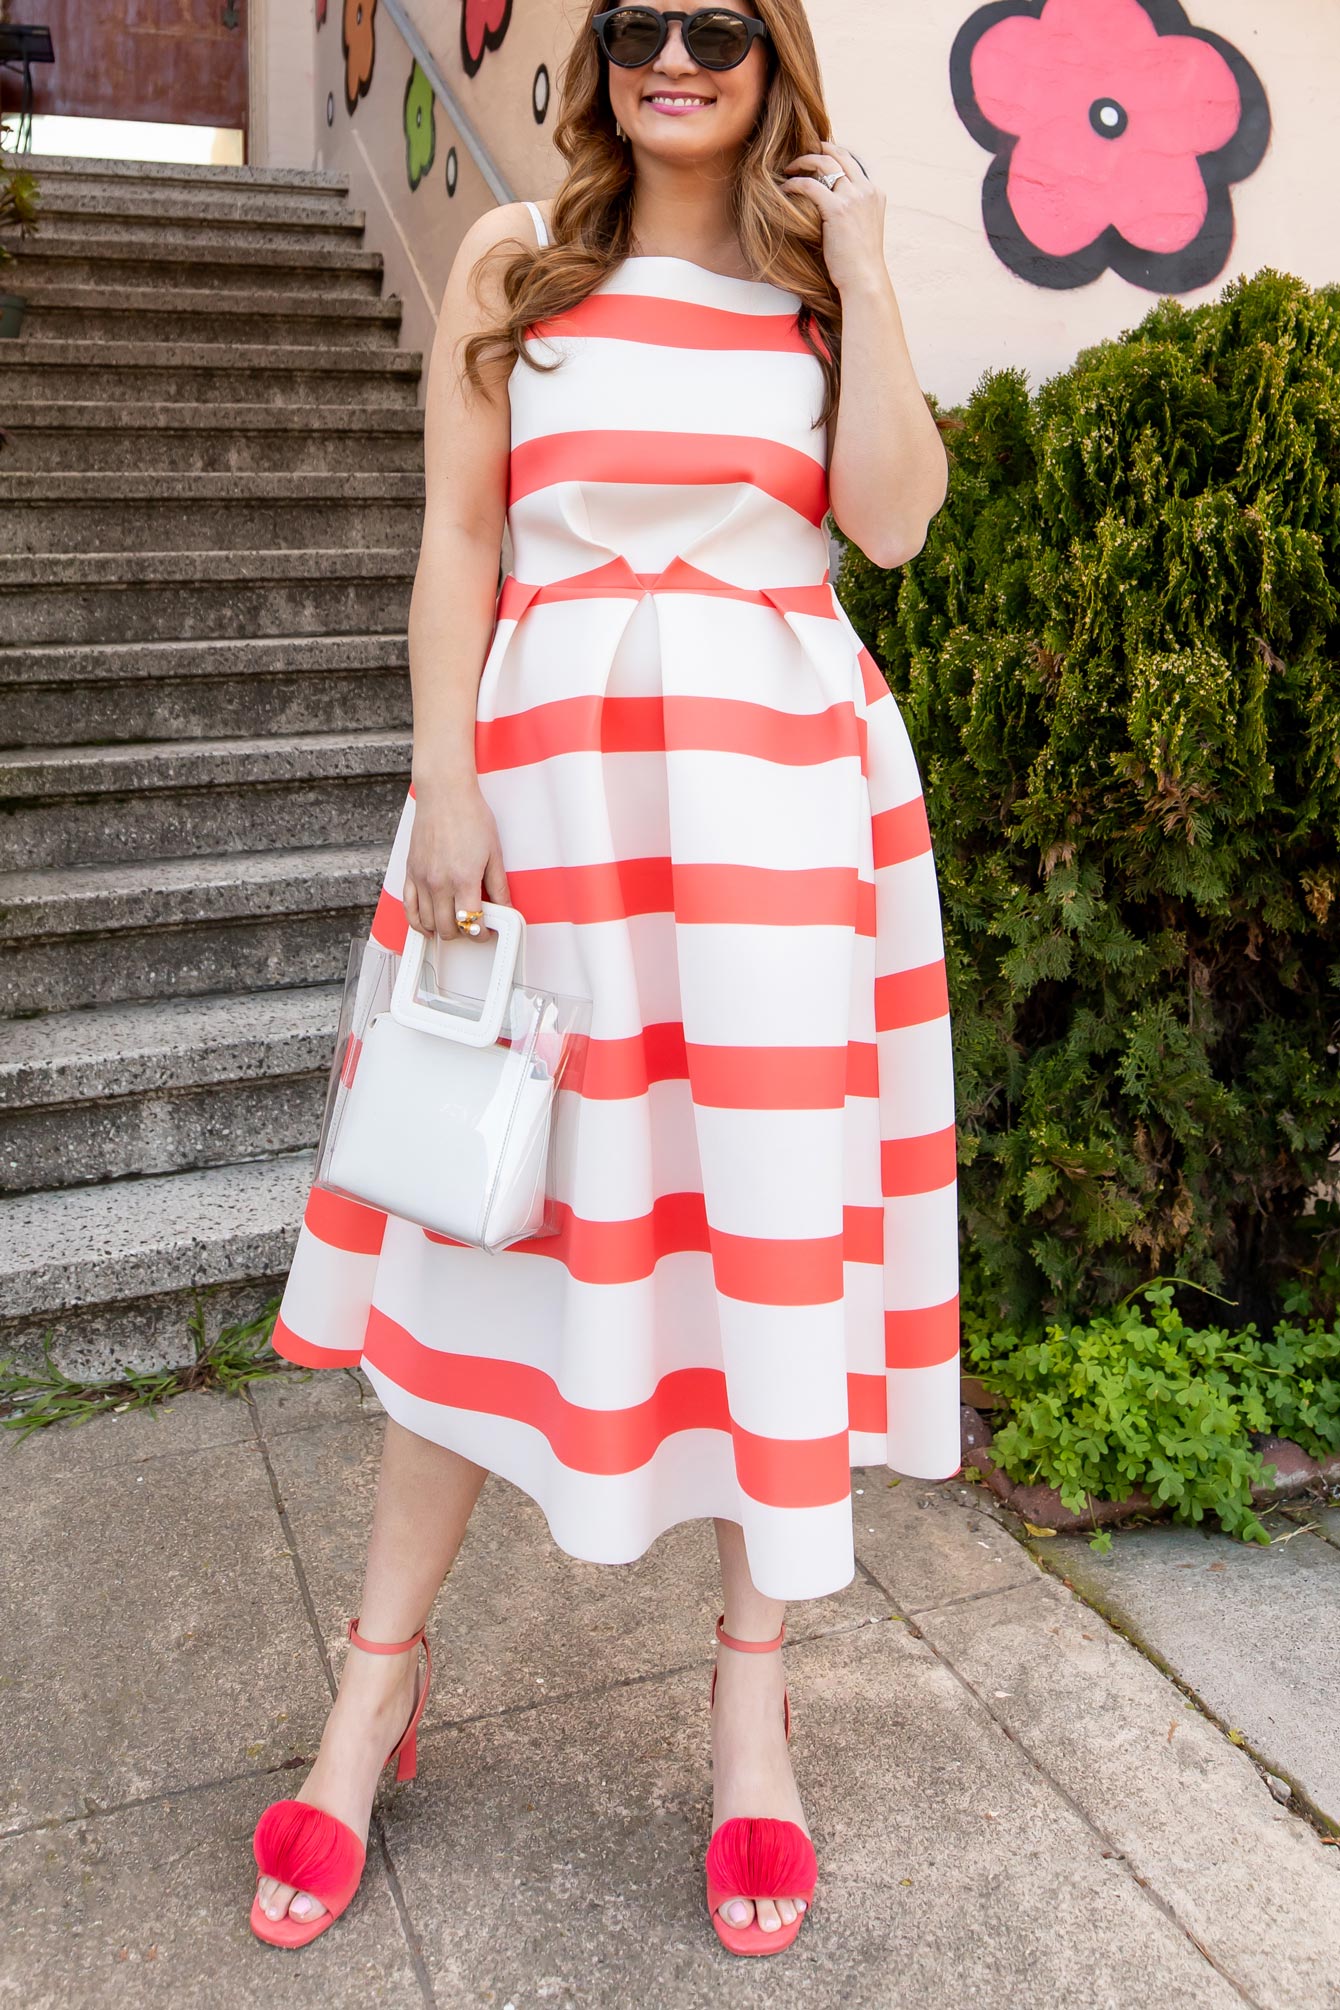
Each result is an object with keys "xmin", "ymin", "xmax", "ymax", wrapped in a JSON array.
[{"xmin": 643, "ymin": 93, "xmax": 715, "ymax": 107}]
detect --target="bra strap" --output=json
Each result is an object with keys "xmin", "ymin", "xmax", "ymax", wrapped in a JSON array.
[{"xmin": 524, "ymin": 198, "xmax": 549, "ymax": 249}]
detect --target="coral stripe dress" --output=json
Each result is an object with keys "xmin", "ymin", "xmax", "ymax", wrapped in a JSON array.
[{"xmin": 271, "ymin": 200, "xmax": 961, "ymax": 1602}]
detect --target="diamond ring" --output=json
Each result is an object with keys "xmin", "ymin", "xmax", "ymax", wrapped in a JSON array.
[{"xmin": 818, "ymin": 168, "xmax": 847, "ymax": 190}]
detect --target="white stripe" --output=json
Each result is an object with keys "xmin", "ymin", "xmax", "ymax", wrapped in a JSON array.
[
  {"xmin": 884, "ymin": 1186, "xmax": 961, "ymax": 1311},
  {"xmin": 886, "ymin": 1356, "xmax": 962, "ymax": 1479},
  {"xmin": 510, "ymin": 342, "xmax": 824, "ymax": 460},
  {"xmin": 279, "ymin": 1228, "xmax": 379, "ymax": 1355}
]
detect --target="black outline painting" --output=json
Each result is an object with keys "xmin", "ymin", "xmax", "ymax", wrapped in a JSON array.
[{"xmin": 950, "ymin": 0, "xmax": 1270, "ymax": 293}]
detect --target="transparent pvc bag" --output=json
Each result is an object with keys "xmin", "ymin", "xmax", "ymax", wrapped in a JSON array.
[{"xmin": 314, "ymin": 903, "xmax": 591, "ymax": 1252}]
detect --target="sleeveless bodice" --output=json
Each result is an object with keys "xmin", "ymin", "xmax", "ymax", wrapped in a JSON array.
[{"xmin": 505, "ymin": 253, "xmax": 832, "ymax": 594}]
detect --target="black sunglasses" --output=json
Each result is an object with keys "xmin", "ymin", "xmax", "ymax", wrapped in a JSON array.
[{"xmin": 592, "ymin": 7, "xmax": 769, "ymax": 71}]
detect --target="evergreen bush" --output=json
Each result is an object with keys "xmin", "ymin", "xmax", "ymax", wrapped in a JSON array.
[{"xmin": 838, "ymin": 268, "xmax": 1340, "ymax": 1342}]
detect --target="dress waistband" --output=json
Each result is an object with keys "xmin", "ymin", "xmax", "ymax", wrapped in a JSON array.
[{"xmin": 497, "ymin": 553, "xmax": 836, "ymax": 623}]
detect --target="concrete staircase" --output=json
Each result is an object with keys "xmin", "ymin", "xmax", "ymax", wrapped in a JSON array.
[{"xmin": 0, "ymin": 156, "xmax": 423, "ymax": 1375}]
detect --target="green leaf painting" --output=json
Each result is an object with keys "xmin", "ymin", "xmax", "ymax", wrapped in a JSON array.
[{"xmin": 405, "ymin": 59, "xmax": 436, "ymax": 189}]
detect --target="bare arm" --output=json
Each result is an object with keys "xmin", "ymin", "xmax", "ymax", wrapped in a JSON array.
[
  {"xmin": 401, "ymin": 202, "xmax": 537, "ymax": 941},
  {"xmin": 782, "ymin": 142, "xmax": 948, "ymax": 570}
]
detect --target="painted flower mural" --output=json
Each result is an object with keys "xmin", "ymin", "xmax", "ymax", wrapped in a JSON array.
[
  {"xmin": 343, "ymin": 0, "xmax": 376, "ymax": 118},
  {"xmin": 461, "ymin": 0, "xmax": 512, "ymax": 78},
  {"xmin": 950, "ymin": 0, "xmax": 1270, "ymax": 292},
  {"xmin": 405, "ymin": 60, "xmax": 436, "ymax": 189}
]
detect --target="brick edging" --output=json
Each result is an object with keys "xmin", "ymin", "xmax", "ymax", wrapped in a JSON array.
[{"xmin": 958, "ymin": 1404, "xmax": 1340, "ymax": 1532}]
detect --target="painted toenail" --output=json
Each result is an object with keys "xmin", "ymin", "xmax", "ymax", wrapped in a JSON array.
[
  {"xmin": 761, "ymin": 1914, "xmax": 780, "ymax": 1930},
  {"xmin": 725, "ymin": 1901, "xmax": 749, "ymax": 1924},
  {"xmin": 291, "ymin": 1898, "xmax": 312, "ymax": 1917}
]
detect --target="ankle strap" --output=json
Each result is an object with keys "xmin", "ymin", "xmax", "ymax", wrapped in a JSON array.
[
  {"xmin": 715, "ymin": 1612, "xmax": 785, "ymax": 1653},
  {"xmin": 347, "ymin": 1615, "xmax": 425, "ymax": 1655}
]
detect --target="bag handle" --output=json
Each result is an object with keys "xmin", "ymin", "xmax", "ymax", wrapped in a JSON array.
[{"xmin": 389, "ymin": 902, "xmax": 524, "ymax": 1046}]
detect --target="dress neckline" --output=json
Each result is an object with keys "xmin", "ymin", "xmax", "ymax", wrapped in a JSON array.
[{"xmin": 620, "ymin": 252, "xmax": 796, "ymax": 296}]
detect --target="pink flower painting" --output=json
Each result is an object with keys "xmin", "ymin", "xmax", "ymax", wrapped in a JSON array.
[
  {"xmin": 461, "ymin": 0, "xmax": 512, "ymax": 78},
  {"xmin": 950, "ymin": 0, "xmax": 1269, "ymax": 292}
]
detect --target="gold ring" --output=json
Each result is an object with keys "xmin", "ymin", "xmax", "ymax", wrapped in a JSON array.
[{"xmin": 455, "ymin": 907, "xmax": 484, "ymax": 936}]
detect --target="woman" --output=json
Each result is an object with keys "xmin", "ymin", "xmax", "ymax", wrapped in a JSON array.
[{"xmin": 252, "ymin": 0, "xmax": 959, "ymax": 1958}]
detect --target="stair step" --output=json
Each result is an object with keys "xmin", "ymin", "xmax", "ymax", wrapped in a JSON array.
[
  {"xmin": 13, "ymin": 154, "xmax": 350, "ymax": 199},
  {"xmin": 0, "ymin": 471, "xmax": 425, "ymax": 556},
  {"xmin": 0, "ymin": 402, "xmax": 424, "ymax": 474},
  {"xmin": 0, "ymin": 727, "xmax": 410, "ymax": 868},
  {"xmin": 0, "ymin": 985, "xmax": 340, "ymax": 1192},
  {"xmin": 25, "ymin": 188, "xmax": 366, "ymax": 251},
  {"xmin": 7, "ymin": 231, "xmax": 386, "ymax": 297},
  {"xmin": 2, "ymin": 336, "xmax": 422, "ymax": 405},
  {"xmin": 0, "ymin": 729, "xmax": 408, "ymax": 867},
  {"xmin": 0, "ymin": 547, "xmax": 417, "ymax": 646},
  {"xmin": 0, "ymin": 1151, "xmax": 314, "ymax": 1374},
  {"xmin": 12, "ymin": 280, "xmax": 404, "ymax": 346},
  {"xmin": 0, "ymin": 633, "xmax": 412, "ymax": 747},
  {"xmin": 0, "ymin": 843, "xmax": 385, "ymax": 1014}
]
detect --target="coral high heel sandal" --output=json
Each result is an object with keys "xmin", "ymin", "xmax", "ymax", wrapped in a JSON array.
[
  {"xmin": 705, "ymin": 1613, "xmax": 817, "ymax": 1956},
  {"xmin": 249, "ymin": 1616, "xmax": 432, "ymax": 1949}
]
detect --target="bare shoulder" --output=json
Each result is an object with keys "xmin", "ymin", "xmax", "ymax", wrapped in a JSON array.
[{"xmin": 445, "ymin": 201, "xmax": 545, "ymax": 308}]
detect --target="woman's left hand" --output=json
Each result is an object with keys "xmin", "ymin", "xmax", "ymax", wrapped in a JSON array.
[{"xmin": 779, "ymin": 141, "xmax": 888, "ymax": 294}]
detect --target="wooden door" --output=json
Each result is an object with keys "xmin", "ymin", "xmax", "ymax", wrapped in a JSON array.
[{"xmin": 3, "ymin": 0, "xmax": 248, "ymax": 148}]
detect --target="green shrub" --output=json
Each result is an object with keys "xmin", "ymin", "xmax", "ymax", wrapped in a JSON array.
[
  {"xmin": 838, "ymin": 268, "xmax": 1340, "ymax": 1336},
  {"xmin": 965, "ymin": 1283, "xmax": 1340, "ymax": 1543}
]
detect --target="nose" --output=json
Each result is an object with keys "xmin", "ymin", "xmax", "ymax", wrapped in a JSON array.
[{"xmin": 652, "ymin": 21, "xmax": 699, "ymax": 73}]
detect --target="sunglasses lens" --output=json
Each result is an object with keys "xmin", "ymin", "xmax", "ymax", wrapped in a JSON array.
[
  {"xmin": 601, "ymin": 9, "xmax": 662, "ymax": 64},
  {"xmin": 685, "ymin": 12, "xmax": 752, "ymax": 66}
]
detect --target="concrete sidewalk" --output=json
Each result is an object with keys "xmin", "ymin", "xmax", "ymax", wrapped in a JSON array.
[{"xmin": 3, "ymin": 1368, "xmax": 1338, "ymax": 2009}]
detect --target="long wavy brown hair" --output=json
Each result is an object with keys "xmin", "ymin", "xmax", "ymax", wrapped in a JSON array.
[{"xmin": 461, "ymin": 0, "xmax": 844, "ymax": 429}]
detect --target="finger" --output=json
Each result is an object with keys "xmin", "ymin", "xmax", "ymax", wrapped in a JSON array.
[
  {"xmin": 779, "ymin": 174, "xmax": 837, "ymax": 204},
  {"xmin": 482, "ymin": 849, "xmax": 512, "ymax": 910},
  {"xmin": 452, "ymin": 876, "xmax": 486, "ymax": 936},
  {"xmin": 823, "ymin": 139, "xmax": 871, "ymax": 176},
  {"xmin": 402, "ymin": 875, "xmax": 427, "ymax": 938}
]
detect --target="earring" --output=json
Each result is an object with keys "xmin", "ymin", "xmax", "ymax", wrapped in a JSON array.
[{"xmin": 614, "ymin": 117, "xmax": 626, "ymax": 141}]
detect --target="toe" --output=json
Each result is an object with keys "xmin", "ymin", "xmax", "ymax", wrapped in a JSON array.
[
  {"xmin": 754, "ymin": 1898, "xmax": 782, "ymax": 1933},
  {"xmin": 719, "ymin": 1896, "xmax": 754, "ymax": 1930},
  {"xmin": 288, "ymin": 1889, "xmax": 327, "ymax": 1923},
  {"xmin": 775, "ymin": 1896, "xmax": 797, "ymax": 1926},
  {"xmin": 257, "ymin": 1876, "xmax": 295, "ymax": 1923}
]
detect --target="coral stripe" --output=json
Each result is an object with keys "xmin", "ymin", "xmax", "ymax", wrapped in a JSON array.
[
  {"xmin": 476, "ymin": 693, "xmax": 862, "ymax": 771},
  {"xmin": 529, "ymin": 293, "xmax": 812, "ymax": 354},
  {"xmin": 875, "ymin": 960, "xmax": 951, "ymax": 1030},
  {"xmin": 509, "ymin": 430, "xmax": 829, "ymax": 526},
  {"xmin": 304, "ymin": 1182, "xmax": 386, "ymax": 1255},
  {"xmin": 844, "ymin": 1204, "xmax": 884, "ymax": 1265},
  {"xmin": 361, "ymin": 1307, "xmax": 852, "ymax": 1507},
  {"xmin": 503, "ymin": 856, "xmax": 874, "ymax": 931},
  {"xmin": 857, "ymin": 646, "xmax": 888, "ymax": 707},
  {"xmin": 426, "ymin": 1192, "xmax": 882, "ymax": 1291},
  {"xmin": 885, "ymin": 1297, "xmax": 960, "ymax": 1369},
  {"xmin": 559, "ymin": 1029, "xmax": 879, "ymax": 1104},
  {"xmin": 498, "ymin": 562, "xmax": 839, "ymax": 620},
  {"xmin": 270, "ymin": 1314, "xmax": 363, "ymax": 1369},
  {"xmin": 881, "ymin": 1124, "xmax": 958, "ymax": 1197},
  {"xmin": 872, "ymin": 796, "xmax": 932, "ymax": 868},
  {"xmin": 371, "ymin": 886, "xmax": 408, "ymax": 953}
]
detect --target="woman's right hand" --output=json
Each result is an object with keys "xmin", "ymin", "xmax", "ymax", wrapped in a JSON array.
[{"xmin": 402, "ymin": 779, "xmax": 511, "ymax": 940}]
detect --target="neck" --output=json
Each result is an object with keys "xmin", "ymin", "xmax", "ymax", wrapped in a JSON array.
[{"xmin": 627, "ymin": 155, "xmax": 743, "ymax": 268}]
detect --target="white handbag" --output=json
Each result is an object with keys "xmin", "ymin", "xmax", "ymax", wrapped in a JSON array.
[{"xmin": 316, "ymin": 906, "xmax": 589, "ymax": 1252}]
